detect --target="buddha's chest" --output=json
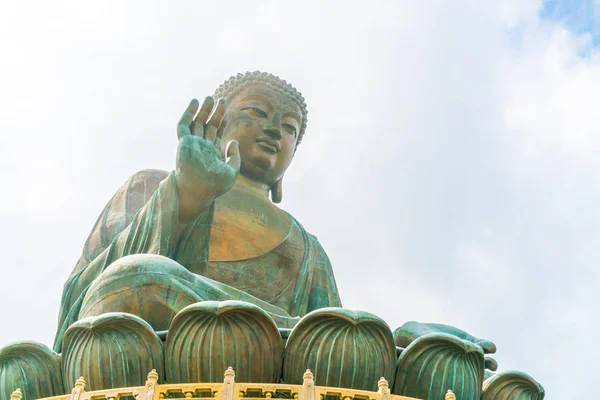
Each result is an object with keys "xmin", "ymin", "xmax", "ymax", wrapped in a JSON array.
[
  {"xmin": 208, "ymin": 195, "xmax": 293, "ymax": 261},
  {"xmin": 206, "ymin": 200, "xmax": 307, "ymax": 305}
]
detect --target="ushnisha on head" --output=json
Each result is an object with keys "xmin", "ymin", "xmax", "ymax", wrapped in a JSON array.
[{"xmin": 214, "ymin": 71, "xmax": 308, "ymax": 203}]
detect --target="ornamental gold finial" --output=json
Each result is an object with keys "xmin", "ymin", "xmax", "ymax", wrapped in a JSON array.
[
  {"xmin": 70, "ymin": 376, "xmax": 86, "ymax": 399},
  {"xmin": 301, "ymin": 369, "xmax": 316, "ymax": 400},
  {"xmin": 378, "ymin": 377, "xmax": 389, "ymax": 390},
  {"xmin": 146, "ymin": 369, "xmax": 159, "ymax": 383},
  {"xmin": 303, "ymin": 369, "xmax": 314, "ymax": 382},
  {"xmin": 445, "ymin": 390, "xmax": 456, "ymax": 400},
  {"xmin": 223, "ymin": 367, "xmax": 236, "ymax": 400},
  {"xmin": 75, "ymin": 376, "xmax": 86, "ymax": 389},
  {"xmin": 10, "ymin": 388, "xmax": 22, "ymax": 400},
  {"xmin": 225, "ymin": 366, "xmax": 235, "ymax": 379},
  {"xmin": 144, "ymin": 369, "xmax": 159, "ymax": 400},
  {"xmin": 377, "ymin": 377, "xmax": 390, "ymax": 400}
]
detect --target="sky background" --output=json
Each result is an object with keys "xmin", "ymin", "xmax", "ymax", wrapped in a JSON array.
[{"xmin": 1, "ymin": 0, "xmax": 598, "ymax": 398}]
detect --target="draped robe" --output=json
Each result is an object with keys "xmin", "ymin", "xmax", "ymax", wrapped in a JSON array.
[{"xmin": 54, "ymin": 170, "xmax": 341, "ymax": 352}]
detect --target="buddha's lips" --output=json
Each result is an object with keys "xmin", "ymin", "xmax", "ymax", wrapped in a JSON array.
[{"xmin": 256, "ymin": 137, "xmax": 280, "ymax": 153}]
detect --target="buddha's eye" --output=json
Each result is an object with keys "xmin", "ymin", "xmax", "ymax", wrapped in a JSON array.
[
  {"xmin": 242, "ymin": 107, "xmax": 267, "ymax": 118},
  {"xmin": 283, "ymin": 124, "xmax": 297, "ymax": 136}
]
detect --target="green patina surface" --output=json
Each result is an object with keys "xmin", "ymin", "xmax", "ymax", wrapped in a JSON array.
[{"xmin": 0, "ymin": 72, "xmax": 545, "ymax": 400}]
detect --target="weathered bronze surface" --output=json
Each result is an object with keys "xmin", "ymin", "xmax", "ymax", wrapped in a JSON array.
[
  {"xmin": 393, "ymin": 333, "xmax": 485, "ymax": 400},
  {"xmin": 54, "ymin": 73, "xmax": 341, "ymax": 352},
  {"xmin": 0, "ymin": 341, "xmax": 63, "ymax": 399},
  {"xmin": 0, "ymin": 71, "xmax": 545, "ymax": 399},
  {"xmin": 395, "ymin": 322, "xmax": 497, "ymax": 355},
  {"xmin": 283, "ymin": 308, "xmax": 397, "ymax": 391},
  {"xmin": 61, "ymin": 313, "xmax": 164, "ymax": 391},
  {"xmin": 77, "ymin": 254, "xmax": 299, "ymax": 332},
  {"xmin": 481, "ymin": 371, "xmax": 545, "ymax": 400},
  {"xmin": 165, "ymin": 300, "xmax": 283, "ymax": 384}
]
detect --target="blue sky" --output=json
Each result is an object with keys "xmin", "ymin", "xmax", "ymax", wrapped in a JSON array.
[{"xmin": 541, "ymin": 0, "xmax": 600, "ymax": 44}]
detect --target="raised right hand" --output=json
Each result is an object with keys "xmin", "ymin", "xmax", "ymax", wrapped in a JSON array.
[{"xmin": 175, "ymin": 97, "xmax": 241, "ymax": 223}]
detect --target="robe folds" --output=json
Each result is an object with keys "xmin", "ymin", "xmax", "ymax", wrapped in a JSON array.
[{"xmin": 54, "ymin": 170, "xmax": 341, "ymax": 352}]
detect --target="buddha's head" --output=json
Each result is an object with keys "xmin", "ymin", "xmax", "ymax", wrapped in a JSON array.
[{"xmin": 214, "ymin": 71, "xmax": 307, "ymax": 203}]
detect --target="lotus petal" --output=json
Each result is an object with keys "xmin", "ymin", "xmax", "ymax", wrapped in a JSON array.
[
  {"xmin": 0, "ymin": 341, "xmax": 64, "ymax": 399},
  {"xmin": 165, "ymin": 300, "xmax": 283, "ymax": 383},
  {"xmin": 392, "ymin": 332, "xmax": 484, "ymax": 400},
  {"xmin": 61, "ymin": 312, "xmax": 163, "ymax": 391},
  {"xmin": 482, "ymin": 370, "xmax": 545, "ymax": 400},
  {"xmin": 283, "ymin": 307, "xmax": 396, "ymax": 391}
]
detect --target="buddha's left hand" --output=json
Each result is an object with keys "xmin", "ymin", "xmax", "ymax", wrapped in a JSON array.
[
  {"xmin": 395, "ymin": 321, "xmax": 498, "ymax": 371},
  {"xmin": 396, "ymin": 321, "xmax": 496, "ymax": 354}
]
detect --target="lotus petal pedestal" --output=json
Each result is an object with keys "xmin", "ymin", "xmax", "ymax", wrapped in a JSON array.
[
  {"xmin": 392, "ymin": 333, "xmax": 485, "ymax": 400},
  {"xmin": 165, "ymin": 300, "xmax": 283, "ymax": 383},
  {"xmin": 61, "ymin": 312, "xmax": 164, "ymax": 391},
  {"xmin": 0, "ymin": 341, "xmax": 64, "ymax": 400},
  {"xmin": 482, "ymin": 370, "xmax": 545, "ymax": 400},
  {"xmin": 283, "ymin": 308, "xmax": 397, "ymax": 391}
]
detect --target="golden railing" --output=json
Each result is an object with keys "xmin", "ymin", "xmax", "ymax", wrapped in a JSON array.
[{"xmin": 9, "ymin": 368, "xmax": 458, "ymax": 400}]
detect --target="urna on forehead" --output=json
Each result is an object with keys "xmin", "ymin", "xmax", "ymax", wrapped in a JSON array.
[{"xmin": 214, "ymin": 71, "xmax": 309, "ymax": 145}]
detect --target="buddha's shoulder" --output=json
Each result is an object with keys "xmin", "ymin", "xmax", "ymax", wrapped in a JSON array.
[
  {"xmin": 123, "ymin": 169, "xmax": 170, "ymax": 189},
  {"xmin": 102, "ymin": 169, "xmax": 170, "ymax": 222},
  {"xmin": 110, "ymin": 169, "xmax": 170, "ymax": 200}
]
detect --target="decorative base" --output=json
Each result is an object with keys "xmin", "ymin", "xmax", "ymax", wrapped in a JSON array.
[
  {"xmin": 0, "ymin": 301, "xmax": 544, "ymax": 400},
  {"xmin": 12, "ymin": 368, "xmax": 425, "ymax": 400}
]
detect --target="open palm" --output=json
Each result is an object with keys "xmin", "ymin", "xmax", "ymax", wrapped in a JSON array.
[{"xmin": 175, "ymin": 97, "xmax": 240, "ymax": 222}]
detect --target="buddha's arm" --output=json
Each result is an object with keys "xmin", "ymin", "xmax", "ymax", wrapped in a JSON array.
[
  {"xmin": 307, "ymin": 236, "xmax": 342, "ymax": 313},
  {"xmin": 55, "ymin": 172, "xmax": 214, "ymax": 351},
  {"xmin": 66, "ymin": 170, "xmax": 169, "ymax": 282}
]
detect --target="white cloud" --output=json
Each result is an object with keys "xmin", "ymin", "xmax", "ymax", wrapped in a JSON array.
[
  {"xmin": 505, "ymin": 24, "xmax": 600, "ymax": 162},
  {"xmin": 0, "ymin": 0, "xmax": 598, "ymax": 397}
]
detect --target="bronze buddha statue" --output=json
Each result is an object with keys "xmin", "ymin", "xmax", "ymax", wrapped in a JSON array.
[
  {"xmin": 54, "ymin": 72, "xmax": 342, "ymax": 351},
  {"xmin": 0, "ymin": 71, "xmax": 544, "ymax": 400}
]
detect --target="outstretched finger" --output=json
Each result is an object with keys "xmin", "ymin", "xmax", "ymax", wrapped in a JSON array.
[
  {"xmin": 214, "ymin": 118, "xmax": 227, "ymax": 157},
  {"xmin": 178, "ymin": 99, "xmax": 199, "ymax": 139},
  {"xmin": 484, "ymin": 356, "xmax": 498, "ymax": 372},
  {"xmin": 205, "ymin": 98, "xmax": 226, "ymax": 143},
  {"xmin": 477, "ymin": 339, "xmax": 497, "ymax": 354},
  {"xmin": 216, "ymin": 117, "xmax": 228, "ymax": 140},
  {"xmin": 192, "ymin": 96, "xmax": 214, "ymax": 136},
  {"xmin": 225, "ymin": 140, "xmax": 241, "ymax": 173},
  {"xmin": 215, "ymin": 137, "xmax": 223, "ymax": 158}
]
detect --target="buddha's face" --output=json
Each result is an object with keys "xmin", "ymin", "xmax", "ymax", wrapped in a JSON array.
[{"xmin": 220, "ymin": 85, "xmax": 302, "ymax": 186}]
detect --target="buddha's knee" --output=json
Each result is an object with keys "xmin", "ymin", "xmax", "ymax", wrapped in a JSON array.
[{"xmin": 79, "ymin": 254, "xmax": 202, "ymax": 331}]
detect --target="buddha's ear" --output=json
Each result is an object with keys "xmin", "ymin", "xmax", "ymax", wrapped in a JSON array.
[{"xmin": 270, "ymin": 179, "xmax": 283, "ymax": 203}]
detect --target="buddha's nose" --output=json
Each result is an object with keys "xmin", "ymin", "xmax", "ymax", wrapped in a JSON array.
[{"xmin": 264, "ymin": 112, "xmax": 282, "ymax": 140}]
